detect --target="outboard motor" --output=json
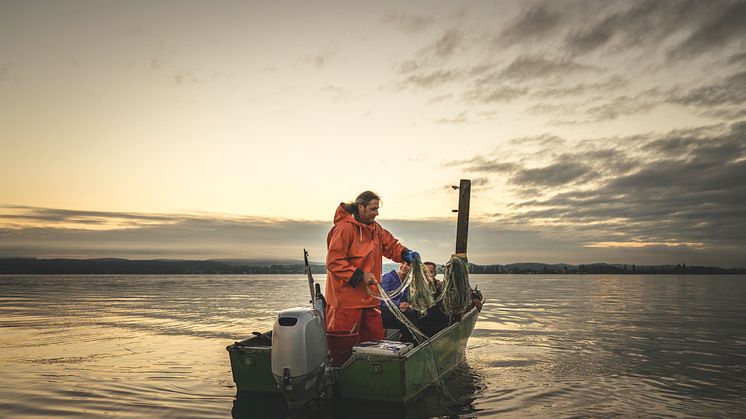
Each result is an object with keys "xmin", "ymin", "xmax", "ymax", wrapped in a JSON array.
[{"xmin": 271, "ymin": 306, "xmax": 327, "ymax": 407}]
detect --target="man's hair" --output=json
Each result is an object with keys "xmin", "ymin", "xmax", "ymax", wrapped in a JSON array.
[
  {"xmin": 424, "ymin": 262, "xmax": 437, "ymax": 271},
  {"xmin": 343, "ymin": 191, "xmax": 381, "ymax": 216}
]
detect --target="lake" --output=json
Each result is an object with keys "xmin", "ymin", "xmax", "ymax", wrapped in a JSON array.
[{"xmin": 1, "ymin": 274, "xmax": 745, "ymax": 418}]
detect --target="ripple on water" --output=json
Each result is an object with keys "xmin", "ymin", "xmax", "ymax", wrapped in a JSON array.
[{"xmin": 2, "ymin": 274, "xmax": 746, "ymax": 417}]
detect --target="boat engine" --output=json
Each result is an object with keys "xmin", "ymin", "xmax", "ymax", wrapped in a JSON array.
[{"xmin": 271, "ymin": 306, "xmax": 328, "ymax": 407}]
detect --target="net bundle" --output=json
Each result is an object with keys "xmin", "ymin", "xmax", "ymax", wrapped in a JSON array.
[
  {"xmin": 407, "ymin": 255, "xmax": 436, "ymax": 316},
  {"xmin": 440, "ymin": 254, "xmax": 471, "ymax": 316}
]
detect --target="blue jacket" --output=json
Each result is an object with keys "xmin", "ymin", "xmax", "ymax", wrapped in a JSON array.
[{"xmin": 380, "ymin": 269, "xmax": 408, "ymax": 307}]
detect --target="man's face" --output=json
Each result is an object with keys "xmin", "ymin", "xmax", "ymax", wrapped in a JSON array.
[
  {"xmin": 357, "ymin": 199, "xmax": 380, "ymax": 224},
  {"xmin": 425, "ymin": 264, "xmax": 436, "ymax": 279},
  {"xmin": 399, "ymin": 262, "xmax": 411, "ymax": 277}
]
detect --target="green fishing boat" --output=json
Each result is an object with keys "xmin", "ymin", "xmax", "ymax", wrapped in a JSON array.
[
  {"xmin": 227, "ymin": 296, "xmax": 481, "ymax": 402},
  {"xmin": 226, "ymin": 179, "xmax": 480, "ymax": 405}
]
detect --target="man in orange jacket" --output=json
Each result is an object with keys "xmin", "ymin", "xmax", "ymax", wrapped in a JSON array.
[{"xmin": 325, "ymin": 191, "xmax": 419, "ymax": 344}]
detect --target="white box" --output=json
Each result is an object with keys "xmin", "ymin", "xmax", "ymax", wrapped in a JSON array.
[{"xmin": 352, "ymin": 340, "xmax": 413, "ymax": 357}]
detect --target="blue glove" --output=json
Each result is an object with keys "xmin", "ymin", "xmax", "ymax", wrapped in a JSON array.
[{"xmin": 402, "ymin": 249, "xmax": 420, "ymax": 263}]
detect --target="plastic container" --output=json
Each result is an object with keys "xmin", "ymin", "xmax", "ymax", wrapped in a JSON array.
[{"xmin": 352, "ymin": 340, "xmax": 413, "ymax": 357}]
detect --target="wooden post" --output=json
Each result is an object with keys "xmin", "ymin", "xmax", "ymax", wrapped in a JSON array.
[{"xmin": 455, "ymin": 179, "xmax": 470, "ymax": 255}]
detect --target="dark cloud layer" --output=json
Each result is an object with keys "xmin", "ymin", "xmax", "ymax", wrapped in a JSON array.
[
  {"xmin": 511, "ymin": 161, "xmax": 595, "ymax": 187},
  {"xmin": 499, "ymin": 55, "xmax": 597, "ymax": 81},
  {"xmin": 391, "ymin": 0, "xmax": 746, "ymax": 124},
  {"xmin": 448, "ymin": 121, "xmax": 746, "ymax": 266},
  {"xmin": 0, "ymin": 210, "xmax": 331, "ymax": 260},
  {"xmin": 497, "ymin": 5, "xmax": 562, "ymax": 45},
  {"xmin": 498, "ymin": 0, "xmax": 734, "ymax": 60},
  {"xmin": 564, "ymin": 0, "xmax": 715, "ymax": 56},
  {"xmin": 673, "ymin": 71, "xmax": 746, "ymax": 108},
  {"xmin": 2, "ymin": 185, "xmax": 744, "ymax": 266},
  {"xmin": 670, "ymin": 0, "xmax": 746, "ymax": 59}
]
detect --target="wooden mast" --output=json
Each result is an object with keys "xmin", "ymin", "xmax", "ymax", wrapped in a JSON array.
[{"xmin": 455, "ymin": 179, "xmax": 471, "ymax": 255}]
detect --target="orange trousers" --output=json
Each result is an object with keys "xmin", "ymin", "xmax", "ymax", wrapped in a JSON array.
[{"xmin": 325, "ymin": 305, "xmax": 384, "ymax": 343}]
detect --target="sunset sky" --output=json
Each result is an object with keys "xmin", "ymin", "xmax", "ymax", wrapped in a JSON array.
[{"xmin": 1, "ymin": 0, "xmax": 745, "ymax": 267}]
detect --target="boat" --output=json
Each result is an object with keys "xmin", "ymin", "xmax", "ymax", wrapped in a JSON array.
[{"xmin": 226, "ymin": 179, "xmax": 481, "ymax": 405}]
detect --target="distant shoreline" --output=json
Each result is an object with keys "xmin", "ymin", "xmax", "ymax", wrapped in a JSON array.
[{"xmin": 1, "ymin": 258, "xmax": 744, "ymax": 275}]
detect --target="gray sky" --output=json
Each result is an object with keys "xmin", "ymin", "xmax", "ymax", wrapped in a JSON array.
[{"xmin": 1, "ymin": 1, "xmax": 745, "ymax": 266}]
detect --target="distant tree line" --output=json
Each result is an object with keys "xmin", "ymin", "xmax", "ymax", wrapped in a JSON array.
[
  {"xmin": 469, "ymin": 262, "xmax": 746, "ymax": 275},
  {"xmin": 0, "ymin": 258, "xmax": 327, "ymax": 275},
  {"xmin": 1, "ymin": 258, "xmax": 744, "ymax": 275}
]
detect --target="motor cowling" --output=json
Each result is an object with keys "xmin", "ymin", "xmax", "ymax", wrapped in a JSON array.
[{"xmin": 271, "ymin": 307, "xmax": 328, "ymax": 407}]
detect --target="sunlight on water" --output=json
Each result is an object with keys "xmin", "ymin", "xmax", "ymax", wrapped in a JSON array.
[{"xmin": 1, "ymin": 274, "xmax": 745, "ymax": 418}]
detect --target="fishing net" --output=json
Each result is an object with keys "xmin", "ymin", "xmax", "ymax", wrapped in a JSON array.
[
  {"xmin": 365, "ymin": 253, "xmax": 474, "ymax": 403},
  {"xmin": 407, "ymin": 255, "xmax": 436, "ymax": 316},
  {"xmin": 368, "ymin": 263, "xmax": 429, "ymax": 342},
  {"xmin": 366, "ymin": 253, "xmax": 473, "ymax": 344},
  {"xmin": 440, "ymin": 254, "xmax": 472, "ymax": 316}
]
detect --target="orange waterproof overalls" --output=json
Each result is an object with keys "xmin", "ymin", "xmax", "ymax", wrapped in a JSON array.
[{"xmin": 325, "ymin": 204, "xmax": 407, "ymax": 343}]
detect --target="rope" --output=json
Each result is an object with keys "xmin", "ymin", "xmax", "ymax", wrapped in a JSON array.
[{"xmin": 366, "ymin": 267, "xmax": 428, "ymax": 342}]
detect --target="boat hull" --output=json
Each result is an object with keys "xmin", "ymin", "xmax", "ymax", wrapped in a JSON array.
[
  {"xmin": 227, "ymin": 336, "xmax": 280, "ymax": 394},
  {"xmin": 337, "ymin": 305, "xmax": 479, "ymax": 402},
  {"xmin": 226, "ymin": 305, "xmax": 480, "ymax": 403}
]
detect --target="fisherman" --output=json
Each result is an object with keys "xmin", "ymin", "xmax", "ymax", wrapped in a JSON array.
[
  {"xmin": 381, "ymin": 262, "xmax": 421, "ymax": 343},
  {"xmin": 325, "ymin": 191, "xmax": 419, "ymax": 345}
]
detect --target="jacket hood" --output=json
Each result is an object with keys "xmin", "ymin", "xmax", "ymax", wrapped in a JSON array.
[{"xmin": 333, "ymin": 203, "xmax": 376, "ymax": 228}]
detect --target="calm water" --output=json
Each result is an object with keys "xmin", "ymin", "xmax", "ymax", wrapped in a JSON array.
[{"xmin": 1, "ymin": 274, "xmax": 745, "ymax": 418}]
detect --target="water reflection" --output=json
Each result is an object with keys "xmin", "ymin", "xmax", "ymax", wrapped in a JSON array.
[
  {"xmin": 231, "ymin": 363, "xmax": 484, "ymax": 419},
  {"xmin": 2, "ymin": 274, "xmax": 746, "ymax": 417},
  {"xmin": 471, "ymin": 275, "xmax": 746, "ymax": 417}
]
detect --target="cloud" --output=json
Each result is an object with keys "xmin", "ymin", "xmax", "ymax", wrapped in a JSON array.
[
  {"xmin": 532, "ymin": 76, "xmax": 628, "ymax": 98},
  {"xmin": 437, "ymin": 111, "xmax": 468, "ymax": 124},
  {"xmin": 402, "ymin": 69, "xmax": 463, "ymax": 88},
  {"xmin": 511, "ymin": 161, "xmax": 596, "ymax": 187},
  {"xmin": 727, "ymin": 52, "xmax": 746, "ymax": 65},
  {"xmin": 430, "ymin": 28, "xmax": 463, "ymax": 59},
  {"xmin": 322, "ymin": 85, "xmax": 352, "ymax": 102},
  {"xmin": 0, "ymin": 63, "xmax": 19, "ymax": 84},
  {"xmin": 669, "ymin": 0, "xmax": 746, "ymax": 59},
  {"xmin": 497, "ymin": 4, "xmax": 563, "ymax": 46},
  {"xmin": 585, "ymin": 91, "xmax": 659, "ymax": 121},
  {"xmin": 497, "ymin": 1, "xmax": 727, "ymax": 59},
  {"xmin": 671, "ymin": 70, "xmax": 746, "ymax": 108},
  {"xmin": 447, "ymin": 156, "xmax": 517, "ymax": 173},
  {"xmin": 466, "ymin": 84, "xmax": 528, "ymax": 103},
  {"xmin": 303, "ymin": 46, "xmax": 339, "ymax": 69},
  {"xmin": 0, "ymin": 208, "xmax": 331, "ymax": 260},
  {"xmin": 508, "ymin": 134, "xmax": 565, "ymax": 148},
  {"xmin": 564, "ymin": 0, "xmax": 711, "ymax": 56},
  {"xmin": 383, "ymin": 10, "xmax": 436, "ymax": 33},
  {"xmin": 0, "ymin": 205, "xmax": 175, "ymax": 227},
  {"xmin": 498, "ymin": 55, "xmax": 597, "ymax": 81},
  {"xmin": 0, "ymin": 64, "xmax": 10, "ymax": 82},
  {"xmin": 388, "ymin": 0, "xmax": 743, "ymax": 129},
  {"xmin": 445, "ymin": 121, "xmax": 746, "ymax": 266}
]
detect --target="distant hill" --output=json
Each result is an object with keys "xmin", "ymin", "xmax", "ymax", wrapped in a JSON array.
[
  {"xmin": 0, "ymin": 258, "xmax": 743, "ymax": 275},
  {"xmin": 469, "ymin": 262, "xmax": 746, "ymax": 275},
  {"xmin": 209, "ymin": 258, "xmax": 314, "ymax": 266},
  {"xmin": 0, "ymin": 258, "xmax": 326, "ymax": 275}
]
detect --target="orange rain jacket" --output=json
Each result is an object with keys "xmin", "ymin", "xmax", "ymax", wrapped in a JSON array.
[{"xmin": 325, "ymin": 203, "xmax": 407, "ymax": 309}]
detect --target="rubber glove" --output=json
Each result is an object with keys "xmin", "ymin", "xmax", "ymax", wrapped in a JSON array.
[{"xmin": 402, "ymin": 249, "xmax": 420, "ymax": 263}]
